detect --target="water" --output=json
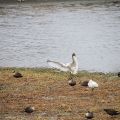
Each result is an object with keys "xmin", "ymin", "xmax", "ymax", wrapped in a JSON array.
[{"xmin": 0, "ymin": 1, "xmax": 120, "ymax": 73}]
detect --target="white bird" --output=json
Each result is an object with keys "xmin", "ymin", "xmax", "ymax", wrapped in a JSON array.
[
  {"xmin": 88, "ymin": 79, "xmax": 98, "ymax": 91},
  {"xmin": 47, "ymin": 53, "xmax": 78, "ymax": 75}
]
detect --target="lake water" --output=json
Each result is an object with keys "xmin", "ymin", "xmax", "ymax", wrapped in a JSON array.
[{"xmin": 0, "ymin": 1, "xmax": 120, "ymax": 73}]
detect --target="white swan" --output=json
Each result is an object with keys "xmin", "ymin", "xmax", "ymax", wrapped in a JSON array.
[
  {"xmin": 47, "ymin": 53, "xmax": 78, "ymax": 74},
  {"xmin": 88, "ymin": 79, "xmax": 98, "ymax": 90}
]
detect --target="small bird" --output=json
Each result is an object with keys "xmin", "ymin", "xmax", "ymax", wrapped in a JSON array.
[
  {"xmin": 85, "ymin": 111, "xmax": 94, "ymax": 119},
  {"xmin": 68, "ymin": 79, "xmax": 76, "ymax": 86},
  {"xmin": 13, "ymin": 71, "xmax": 23, "ymax": 78},
  {"xmin": 80, "ymin": 81, "xmax": 89, "ymax": 87},
  {"xmin": 24, "ymin": 106, "xmax": 35, "ymax": 113},
  {"xmin": 104, "ymin": 109, "xmax": 120, "ymax": 116},
  {"xmin": 47, "ymin": 53, "xmax": 78, "ymax": 75},
  {"xmin": 118, "ymin": 72, "xmax": 120, "ymax": 77},
  {"xmin": 88, "ymin": 79, "xmax": 98, "ymax": 91}
]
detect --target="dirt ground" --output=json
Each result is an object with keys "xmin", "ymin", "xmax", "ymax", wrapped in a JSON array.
[{"xmin": 0, "ymin": 68, "xmax": 120, "ymax": 120}]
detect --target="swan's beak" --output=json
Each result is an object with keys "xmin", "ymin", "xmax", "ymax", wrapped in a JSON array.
[{"xmin": 72, "ymin": 53, "xmax": 76, "ymax": 57}]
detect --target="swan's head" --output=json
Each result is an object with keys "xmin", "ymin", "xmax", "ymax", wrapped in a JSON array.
[{"xmin": 72, "ymin": 53, "xmax": 76, "ymax": 57}]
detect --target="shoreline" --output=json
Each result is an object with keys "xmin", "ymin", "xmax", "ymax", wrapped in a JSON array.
[{"xmin": 0, "ymin": 67, "xmax": 118, "ymax": 75}]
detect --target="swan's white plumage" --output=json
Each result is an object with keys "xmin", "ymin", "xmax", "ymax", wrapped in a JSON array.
[
  {"xmin": 88, "ymin": 79, "xmax": 98, "ymax": 88},
  {"xmin": 47, "ymin": 53, "xmax": 78, "ymax": 74}
]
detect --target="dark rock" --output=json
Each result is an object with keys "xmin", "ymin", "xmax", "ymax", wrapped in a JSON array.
[
  {"xmin": 104, "ymin": 109, "xmax": 120, "ymax": 116},
  {"xmin": 81, "ymin": 81, "xmax": 89, "ymax": 87},
  {"xmin": 24, "ymin": 106, "xmax": 35, "ymax": 113},
  {"xmin": 13, "ymin": 72, "xmax": 23, "ymax": 78},
  {"xmin": 118, "ymin": 72, "xmax": 120, "ymax": 77}
]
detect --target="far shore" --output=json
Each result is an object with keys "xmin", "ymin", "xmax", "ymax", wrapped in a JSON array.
[{"xmin": 0, "ymin": 0, "xmax": 119, "ymax": 4}]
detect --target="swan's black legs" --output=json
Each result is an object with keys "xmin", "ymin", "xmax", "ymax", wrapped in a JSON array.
[{"xmin": 68, "ymin": 72, "xmax": 74, "ymax": 80}]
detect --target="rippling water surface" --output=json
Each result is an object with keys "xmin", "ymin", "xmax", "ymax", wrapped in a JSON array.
[{"xmin": 0, "ymin": 1, "xmax": 120, "ymax": 72}]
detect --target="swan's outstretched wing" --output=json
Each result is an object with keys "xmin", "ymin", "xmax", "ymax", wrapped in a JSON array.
[{"xmin": 47, "ymin": 60, "xmax": 69, "ymax": 72}]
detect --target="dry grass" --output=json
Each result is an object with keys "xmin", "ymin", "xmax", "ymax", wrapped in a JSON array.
[{"xmin": 0, "ymin": 68, "xmax": 120, "ymax": 120}]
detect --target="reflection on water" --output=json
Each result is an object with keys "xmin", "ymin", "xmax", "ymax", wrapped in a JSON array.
[{"xmin": 0, "ymin": 1, "xmax": 120, "ymax": 72}]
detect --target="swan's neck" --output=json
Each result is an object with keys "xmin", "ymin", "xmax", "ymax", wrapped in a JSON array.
[{"xmin": 72, "ymin": 56, "xmax": 78, "ymax": 64}]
